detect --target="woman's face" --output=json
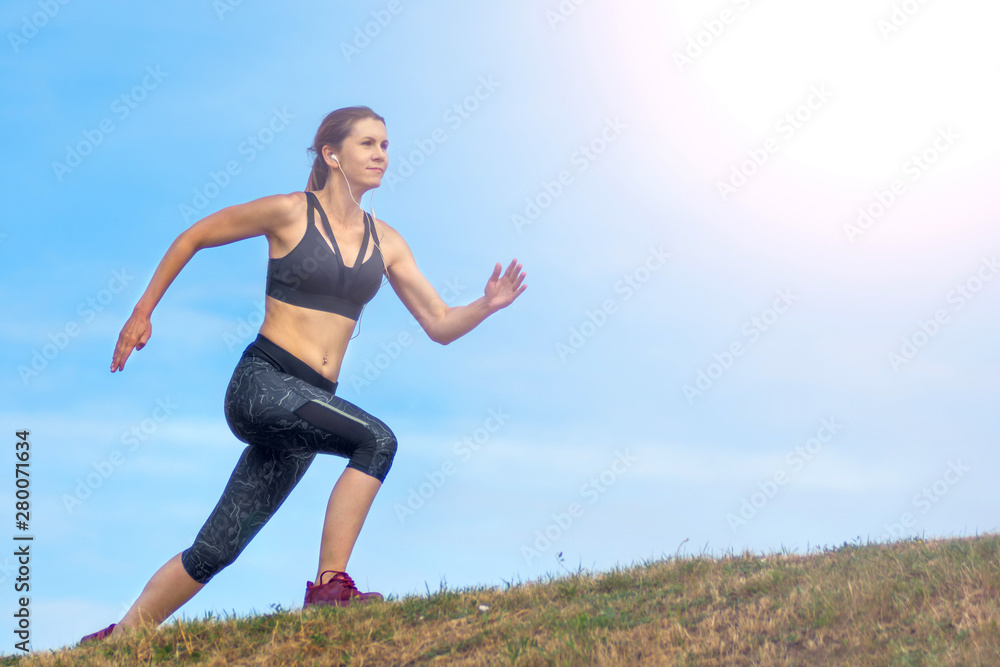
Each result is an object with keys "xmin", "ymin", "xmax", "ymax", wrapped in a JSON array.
[{"xmin": 336, "ymin": 118, "xmax": 388, "ymax": 187}]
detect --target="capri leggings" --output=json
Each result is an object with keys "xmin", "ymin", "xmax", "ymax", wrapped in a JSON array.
[{"xmin": 180, "ymin": 333, "xmax": 397, "ymax": 585}]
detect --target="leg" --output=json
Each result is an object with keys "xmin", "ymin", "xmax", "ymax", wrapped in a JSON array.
[
  {"xmin": 284, "ymin": 394, "xmax": 397, "ymax": 580},
  {"xmin": 225, "ymin": 353, "xmax": 397, "ymax": 590},
  {"xmin": 113, "ymin": 444, "xmax": 313, "ymax": 635},
  {"xmin": 180, "ymin": 444, "xmax": 315, "ymax": 585},
  {"xmin": 111, "ymin": 553, "xmax": 203, "ymax": 636},
  {"xmin": 316, "ymin": 467, "xmax": 382, "ymax": 580}
]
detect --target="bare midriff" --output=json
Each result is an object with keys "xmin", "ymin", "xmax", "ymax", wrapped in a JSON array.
[{"xmin": 257, "ymin": 297, "xmax": 356, "ymax": 383}]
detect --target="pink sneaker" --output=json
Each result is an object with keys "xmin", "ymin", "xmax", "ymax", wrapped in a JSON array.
[
  {"xmin": 304, "ymin": 570, "xmax": 383, "ymax": 608},
  {"xmin": 80, "ymin": 623, "xmax": 116, "ymax": 644}
]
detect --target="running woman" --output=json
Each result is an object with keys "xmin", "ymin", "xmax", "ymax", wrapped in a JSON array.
[{"xmin": 81, "ymin": 106, "xmax": 526, "ymax": 643}]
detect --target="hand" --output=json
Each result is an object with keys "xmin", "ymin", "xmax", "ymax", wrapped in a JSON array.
[
  {"xmin": 484, "ymin": 259, "xmax": 527, "ymax": 312},
  {"xmin": 111, "ymin": 310, "xmax": 152, "ymax": 372}
]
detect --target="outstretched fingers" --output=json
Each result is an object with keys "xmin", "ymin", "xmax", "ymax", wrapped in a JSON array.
[
  {"xmin": 506, "ymin": 259, "xmax": 526, "ymax": 289},
  {"xmin": 496, "ymin": 259, "xmax": 527, "ymax": 303}
]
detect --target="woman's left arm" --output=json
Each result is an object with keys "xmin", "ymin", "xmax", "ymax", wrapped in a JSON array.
[{"xmin": 381, "ymin": 223, "xmax": 526, "ymax": 345}]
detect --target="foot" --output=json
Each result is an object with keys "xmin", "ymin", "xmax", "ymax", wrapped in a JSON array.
[
  {"xmin": 304, "ymin": 570, "xmax": 383, "ymax": 608},
  {"xmin": 79, "ymin": 623, "xmax": 117, "ymax": 645}
]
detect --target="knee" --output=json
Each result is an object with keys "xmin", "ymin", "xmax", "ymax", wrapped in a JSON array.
[
  {"xmin": 373, "ymin": 426, "xmax": 398, "ymax": 480},
  {"xmin": 381, "ymin": 426, "xmax": 398, "ymax": 461},
  {"xmin": 181, "ymin": 543, "xmax": 236, "ymax": 585},
  {"xmin": 352, "ymin": 425, "xmax": 397, "ymax": 483}
]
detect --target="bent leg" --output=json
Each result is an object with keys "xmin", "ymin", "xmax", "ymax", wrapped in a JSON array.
[
  {"xmin": 223, "ymin": 354, "xmax": 399, "ymax": 584},
  {"xmin": 291, "ymin": 395, "xmax": 398, "ymax": 483},
  {"xmin": 283, "ymin": 390, "xmax": 397, "ymax": 579}
]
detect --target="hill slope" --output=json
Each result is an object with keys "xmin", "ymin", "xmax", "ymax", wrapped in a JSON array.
[{"xmin": 8, "ymin": 534, "xmax": 1000, "ymax": 666}]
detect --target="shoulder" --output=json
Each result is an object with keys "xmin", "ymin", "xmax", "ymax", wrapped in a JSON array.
[
  {"xmin": 248, "ymin": 191, "xmax": 306, "ymax": 210},
  {"xmin": 369, "ymin": 214, "xmax": 401, "ymax": 245},
  {"xmin": 368, "ymin": 215, "xmax": 410, "ymax": 269},
  {"xmin": 274, "ymin": 191, "xmax": 311, "ymax": 216},
  {"xmin": 244, "ymin": 191, "xmax": 309, "ymax": 234},
  {"xmin": 370, "ymin": 214, "xmax": 399, "ymax": 238}
]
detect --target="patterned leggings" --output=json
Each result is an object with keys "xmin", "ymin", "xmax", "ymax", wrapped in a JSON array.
[{"xmin": 180, "ymin": 334, "xmax": 397, "ymax": 585}]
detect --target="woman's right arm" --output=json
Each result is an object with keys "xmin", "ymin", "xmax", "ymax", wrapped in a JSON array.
[{"xmin": 110, "ymin": 193, "xmax": 297, "ymax": 372}]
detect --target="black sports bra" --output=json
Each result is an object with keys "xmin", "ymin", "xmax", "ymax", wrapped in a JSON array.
[{"xmin": 265, "ymin": 191, "xmax": 385, "ymax": 320}]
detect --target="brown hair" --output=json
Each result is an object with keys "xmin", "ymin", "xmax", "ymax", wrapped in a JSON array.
[{"xmin": 305, "ymin": 106, "xmax": 386, "ymax": 191}]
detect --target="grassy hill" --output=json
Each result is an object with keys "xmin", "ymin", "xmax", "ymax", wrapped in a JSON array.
[{"xmin": 8, "ymin": 533, "xmax": 1000, "ymax": 666}]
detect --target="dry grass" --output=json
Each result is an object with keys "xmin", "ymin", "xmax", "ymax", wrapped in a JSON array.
[{"xmin": 9, "ymin": 533, "xmax": 1000, "ymax": 666}]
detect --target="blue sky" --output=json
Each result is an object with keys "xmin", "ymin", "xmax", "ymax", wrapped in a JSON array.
[{"xmin": 3, "ymin": 0, "xmax": 1000, "ymax": 654}]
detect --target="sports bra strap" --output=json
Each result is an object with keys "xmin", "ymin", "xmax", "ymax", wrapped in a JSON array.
[
  {"xmin": 306, "ymin": 191, "xmax": 340, "ymax": 257},
  {"xmin": 305, "ymin": 191, "xmax": 372, "ymax": 290}
]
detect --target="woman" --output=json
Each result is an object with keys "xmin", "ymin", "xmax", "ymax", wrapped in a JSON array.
[{"xmin": 81, "ymin": 106, "xmax": 526, "ymax": 643}]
